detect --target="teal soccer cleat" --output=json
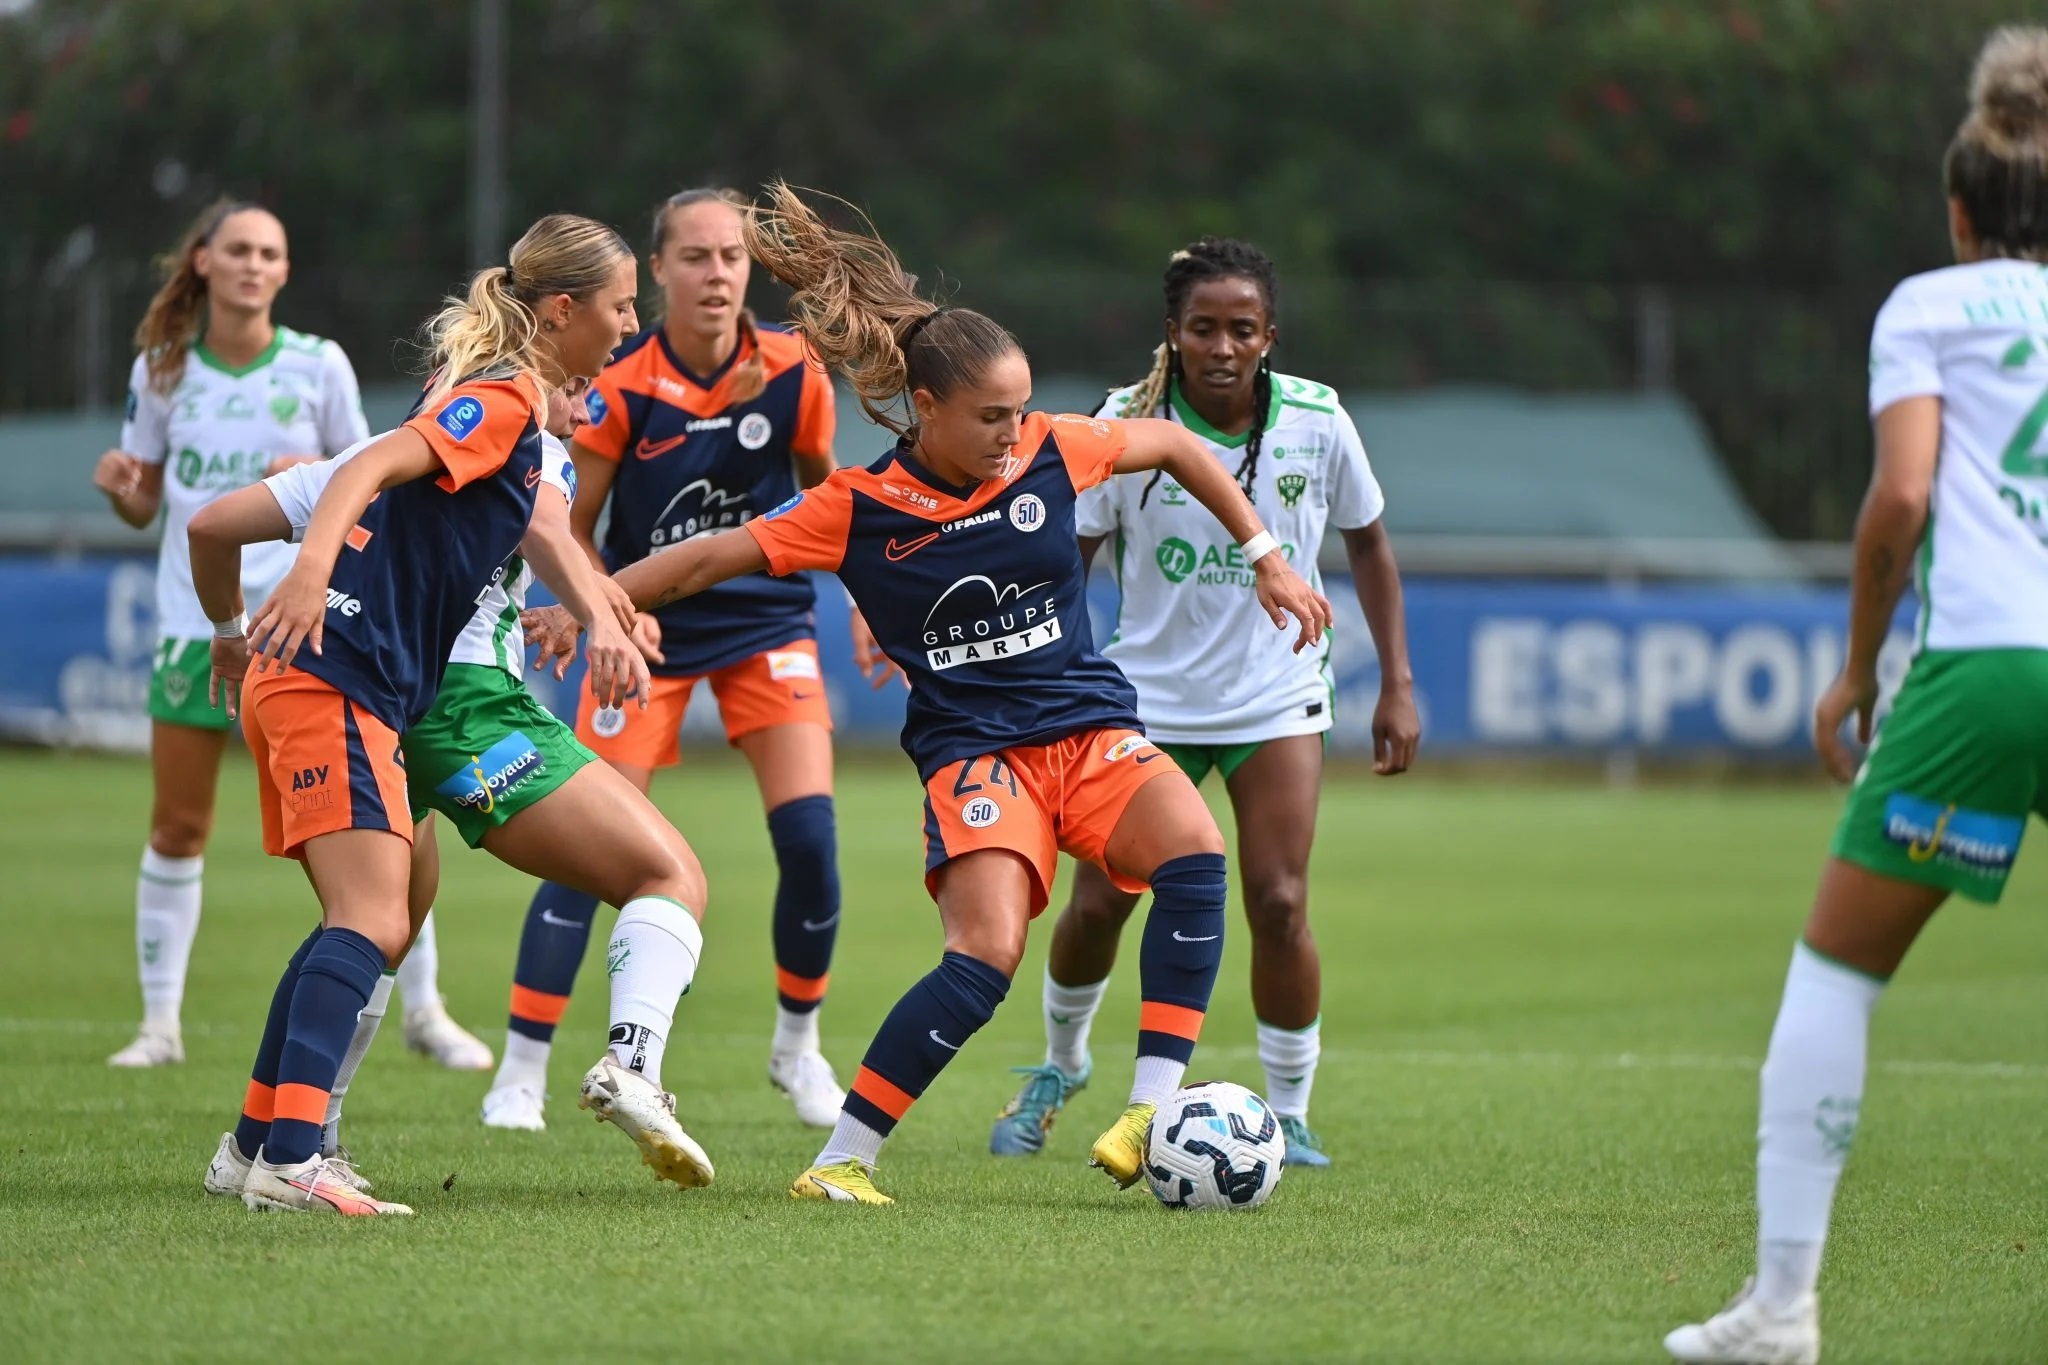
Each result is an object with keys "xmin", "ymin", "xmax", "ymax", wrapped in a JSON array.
[
  {"xmin": 988, "ymin": 1060, "xmax": 1090, "ymax": 1156},
  {"xmin": 1280, "ymin": 1115, "xmax": 1331, "ymax": 1168}
]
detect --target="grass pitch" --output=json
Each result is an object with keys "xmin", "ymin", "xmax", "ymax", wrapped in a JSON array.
[{"xmin": 0, "ymin": 750, "xmax": 2042, "ymax": 1363}]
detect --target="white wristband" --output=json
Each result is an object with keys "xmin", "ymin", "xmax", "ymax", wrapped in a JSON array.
[
  {"xmin": 1240, "ymin": 530, "xmax": 1280, "ymax": 565},
  {"xmin": 213, "ymin": 612, "xmax": 248, "ymax": 639}
]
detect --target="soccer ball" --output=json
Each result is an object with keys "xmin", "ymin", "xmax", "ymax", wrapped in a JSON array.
[{"xmin": 1144, "ymin": 1081, "xmax": 1285, "ymax": 1210}]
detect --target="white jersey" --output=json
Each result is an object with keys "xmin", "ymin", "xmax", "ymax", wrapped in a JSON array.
[
  {"xmin": 1078, "ymin": 374, "xmax": 1386, "ymax": 743},
  {"xmin": 265, "ymin": 432, "xmax": 576, "ymax": 677},
  {"xmin": 121, "ymin": 329, "xmax": 368, "ymax": 639},
  {"xmin": 1869, "ymin": 262, "xmax": 2048, "ymax": 652}
]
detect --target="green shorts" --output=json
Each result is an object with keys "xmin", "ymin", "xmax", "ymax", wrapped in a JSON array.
[
  {"xmin": 401, "ymin": 664, "xmax": 595, "ymax": 849},
  {"xmin": 1156, "ymin": 734, "xmax": 1328, "ymax": 787},
  {"xmin": 1831, "ymin": 649, "xmax": 2048, "ymax": 905},
  {"xmin": 149, "ymin": 638, "xmax": 234, "ymax": 730}
]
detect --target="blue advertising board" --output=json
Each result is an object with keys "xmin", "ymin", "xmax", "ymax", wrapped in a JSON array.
[{"xmin": 0, "ymin": 557, "xmax": 1914, "ymax": 758}]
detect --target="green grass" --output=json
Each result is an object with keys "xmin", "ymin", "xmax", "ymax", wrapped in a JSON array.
[{"xmin": 0, "ymin": 750, "xmax": 2043, "ymax": 1364}]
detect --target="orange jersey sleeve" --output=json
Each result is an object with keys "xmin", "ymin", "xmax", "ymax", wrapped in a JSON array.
[
  {"xmin": 743, "ymin": 476, "xmax": 854, "ymax": 575},
  {"xmin": 793, "ymin": 361, "xmax": 837, "ymax": 461},
  {"xmin": 406, "ymin": 377, "xmax": 542, "ymax": 491},
  {"xmin": 576, "ymin": 367, "xmax": 633, "ymax": 462},
  {"xmin": 1039, "ymin": 412, "xmax": 1129, "ymax": 493}
]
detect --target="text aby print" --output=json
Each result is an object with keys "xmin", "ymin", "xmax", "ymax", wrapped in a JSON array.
[{"xmin": 921, "ymin": 575, "xmax": 1062, "ymax": 671}]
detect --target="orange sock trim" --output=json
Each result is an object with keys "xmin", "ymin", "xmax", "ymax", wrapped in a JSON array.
[
  {"xmin": 510, "ymin": 984, "xmax": 571, "ymax": 1026},
  {"xmin": 242, "ymin": 1079, "xmax": 277, "ymax": 1123},
  {"xmin": 1139, "ymin": 1000, "xmax": 1206, "ymax": 1042},
  {"xmin": 775, "ymin": 967, "xmax": 830, "ymax": 1003},
  {"xmin": 272, "ymin": 1082, "xmax": 331, "ymax": 1126},
  {"xmin": 849, "ymin": 1066, "xmax": 915, "ymax": 1121}
]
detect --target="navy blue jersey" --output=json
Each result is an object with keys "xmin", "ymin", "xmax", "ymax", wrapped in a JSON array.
[
  {"xmin": 293, "ymin": 373, "xmax": 546, "ymax": 731},
  {"xmin": 581, "ymin": 325, "xmax": 836, "ymax": 676},
  {"xmin": 745, "ymin": 412, "xmax": 1141, "ymax": 780}
]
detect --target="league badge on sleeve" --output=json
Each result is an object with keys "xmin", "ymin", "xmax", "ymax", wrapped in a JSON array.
[
  {"xmin": 584, "ymin": 387, "xmax": 609, "ymax": 427},
  {"xmin": 766, "ymin": 493, "xmax": 804, "ymax": 520},
  {"xmin": 436, "ymin": 395, "xmax": 486, "ymax": 441}
]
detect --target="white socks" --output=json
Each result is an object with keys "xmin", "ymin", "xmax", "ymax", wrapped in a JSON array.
[
  {"xmin": 772, "ymin": 1004, "xmax": 821, "ymax": 1059},
  {"xmin": 1130, "ymin": 1055, "xmax": 1186, "ymax": 1107},
  {"xmin": 495, "ymin": 1032, "xmax": 552, "ymax": 1093},
  {"xmin": 1257, "ymin": 1016, "xmax": 1322, "ymax": 1119},
  {"xmin": 817, "ymin": 1112, "xmax": 886, "ymax": 1170},
  {"xmin": 605, "ymin": 896, "xmax": 704, "ymax": 1089},
  {"xmin": 395, "ymin": 911, "xmax": 442, "ymax": 1013},
  {"xmin": 1043, "ymin": 970, "xmax": 1108, "ymax": 1075},
  {"xmin": 136, "ymin": 848, "xmax": 203, "ymax": 1030},
  {"xmin": 1754, "ymin": 942, "xmax": 1886, "ymax": 1309},
  {"xmin": 323, "ymin": 971, "xmax": 394, "ymax": 1155}
]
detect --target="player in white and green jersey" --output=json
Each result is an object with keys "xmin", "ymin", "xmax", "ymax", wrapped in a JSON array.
[
  {"xmin": 1665, "ymin": 28, "xmax": 2048, "ymax": 1365},
  {"xmin": 988, "ymin": 237, "xmax": 1420, "ymax": 1169},
  {"xmin": 91, "ymin": 202, "xmax": 371, "ymax": 1070}
]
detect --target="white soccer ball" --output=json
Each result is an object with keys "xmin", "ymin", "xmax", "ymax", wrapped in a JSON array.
[{"xmin": 1144, "ymin": 1080, "xmax": 1286, "ymax": 1211}]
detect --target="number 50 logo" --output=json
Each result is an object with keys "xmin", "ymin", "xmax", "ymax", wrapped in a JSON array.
[{"xmin": 962, "ymin": 796, "xmax": 1002, "ymax": 828}]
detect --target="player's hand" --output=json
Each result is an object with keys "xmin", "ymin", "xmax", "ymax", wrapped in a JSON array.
[
  {"xmin": 1813, "ymin": 666, "xmax": 1879, "ymax": 783},
  {"xmin": 583, "ymin": 612, "xmax": 651, "ymax": 712},
  {"xmin": 1372, "ymin": 683, "xmax": 1420, "ymax": 776},
  {"xmin": 262, "ymin": 454, "xmax": 323, "ymax": 478},
  {"xmin": 209, "ymin": 635, "xmax": 251, "ymax": 719},
  {"xmin": 629, "ymin": 612, "xmax": 664, "ymax": 665},
  {"xmin": 247, "ymin": 565, "xmax": 327, "ymax": 672},
  {"xmin": 521, "ymin": 605, "xmax": 581, "ymax": 679},
  {"xmin": 92, "ymin": 450, "xmax": 143, "ymax": 502},
  {"xmin": 596, "ymin": 574, "xmax": 640, "ymax": 635},
  {"xmin": 1252, "ymin": 555, "xmax": 1332, "ymax": 654},
  {"xmin": 850, "ymin": 606, "xmax": 905, "ymax": 690}
]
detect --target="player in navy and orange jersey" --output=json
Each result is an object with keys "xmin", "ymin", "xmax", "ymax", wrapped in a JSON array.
[
  {"xmin": 489, "ymin": 188, "xmax": 850, "ymax": 1134},
  {"xmin": 595, "ymin": 183, "xmax": 1332, "ymax": 1206},
  {"xmin": 186, "ymin": 215, "xmax": 715, "ymax": 1215}
]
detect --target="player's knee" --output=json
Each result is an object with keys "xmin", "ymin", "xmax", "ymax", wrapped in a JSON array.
[
  {"xmin": 149, "ymin": 809, "xmax": 211, "ymax": 859},
  {"xmin": 945, "ymin": 918, "xmax": 1027, "ymax": 979},
  {"xmin": 1242, "ymin": 874, "xmax": 1310, "ymax": 940},
  {"xmin": 1066, "ymin": 884, "xmax": 1139, "ymax": 937}
]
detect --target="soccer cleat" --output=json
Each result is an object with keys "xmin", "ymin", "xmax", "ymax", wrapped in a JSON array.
[
  {"xmin": 481, "ymin": 1081, "xmax": 548, "ymax": 1131},
  {"xmin": 768, "ymin": 1049, "xmax": 847, "ymax": 1129},
  {"xmin": 1279, "ymin": 1115, "xmax": 1331, "ymax": 1168},
  {"xmin": 989, "ymin": 1059, "xmax": 1091, "ymax": 1156},
  {"xmin": 202, "ymin": 1132, "xmax": 253, "ymax": 1198},
  {"xmin": 324, "ymin": 1144, "xmax": 374, "ymax": 1194},
  {"xmin": 108, "ymin": 1025, "xmax": 184, "ymax": 1068},
  {"xmin": 241, "ymin": 1150, "xmax": 413, "ymax": 1216},
  {"xmin": 577, "ymin": 1054, "xmax": 714, "ymax": 1189},
  {"xmin": 789, "ymin": 1159, "xmax": 894, "ymax": 1205},
  {"xmin": 1664, "ymin": 1279, "xmax": 1820, "ymax": 1365},
  {"xmin": 403, "ymin": 1004, "xmax": 495, "ymax": 1071},
  {"xmin": 1087, "ymin": 1101, "xmax": 1157, "ymax": 1188}
]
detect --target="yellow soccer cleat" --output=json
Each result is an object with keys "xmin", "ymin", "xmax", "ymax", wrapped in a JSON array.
[
  {"xmin": 789, "ymin": 1159, "xmax": 895, "ymax": 1205},
  {"xmin": 1088, "ymin": 1101, "xmax": 1157, "ymax": 1188}
]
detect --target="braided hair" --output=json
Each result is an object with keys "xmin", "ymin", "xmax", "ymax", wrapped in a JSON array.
[{"xmin": 1130, "ymin": 236, "xmax": 1279, "ymax": 508}]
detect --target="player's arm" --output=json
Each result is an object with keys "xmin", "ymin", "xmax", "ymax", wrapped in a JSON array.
[
  {"xmin": 613, "ymin": 531, "xmax": 771, "ymax": 611},
  {"xmin": 1113, "ymin": 417, "xmax": 1331, "ymax": 652},
  {"xmin": 521, "ymin": 485, "xmax": 653, "ymax": 710},
  {"xmin": 248, "ymin": 428, "xmax": 442, "ymax": 670},
  {"xmin": 1340, "ymin": 519, "xmax": 1419, "ymax": 776},
  {"xmin": 567, "ymin": 440, "xmax": 618, "ymax": 573},
  {"xmin": 1814, "ymin": 395, "xmax": 1939, "ymax": 780},
  {"xmin": 93, "ymin": 455, "xmax": 164, "ymax": 528},
  {"xmin": 1077, "ymin": 535, "xmax": 1107, "ymax": 578},
  {"xmin": 188, "ymin": 481, "xmax": 298, "ymax": 718}
]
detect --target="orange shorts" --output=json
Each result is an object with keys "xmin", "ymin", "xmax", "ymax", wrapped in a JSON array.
[
  {"xmin": 242, "ymin": 667, "xmax": 413, "ymax": 860},
  {"xmin": 573, "ymin": 640, "xmax": 832, "ymax": 769},
  {"xmin": 921, "ymin": 728, "xmax": 1176, "ymax": 915}
]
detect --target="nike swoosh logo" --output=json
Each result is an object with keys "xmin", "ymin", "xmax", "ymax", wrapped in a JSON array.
[
  {"xmin": 1048, "ymin": 1013, "xmax": 1072, "ymax": 1025},
  {"xmin": 524, "ymin": 466, "xmax": 544, "ymax": 487},
  {"xmin": 1135, "ymin": 751, "xmax": 1160, "ymax": 764},
  {"xmin": 928, "ymin": 1030, "xmax": 961, "ymax": 1050},
  {"xmin": 885, "ymin": 532, "xmax": 940, "ymax": 561},
  {"xmin": 791, "ymin": 691, "xmax": 817, "ymax": 700},
  {"xmin": 802, "ymin": 913, "xmax": 839, "ymax": 932},
  {"xmin": 540, "ymin": 910, "xmax": 587, "ymax": 929},
  {"xmin": 1171, "ymin": 931, "xmax": 1219, "ymax": 943},
  {"xmin": 635, "ymin": 433, "xmax": 689, "ymax": 461}
]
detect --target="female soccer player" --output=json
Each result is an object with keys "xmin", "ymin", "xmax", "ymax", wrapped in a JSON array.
[
  {"xmin": 487, "ymin": 188, "xmax": 847, "ymax": 1133},
  {"xmin": 988, "ymin": 237, "xmax": 1419, "ymax": 1169},
  {"xmin": 1666, "ymin": 27, "xmax": 2048, "ymax": 1363},
  {"xmin": 592, "ymin": 183, "xmax": 1331, "ymax": 1206},
  {"xmin": 91, "ymin": 200, "xmax": 486, "ymax": 1071},
  {"xmin": 190, "ymin": 214, "xmax": 713, "ymax": 1215}
]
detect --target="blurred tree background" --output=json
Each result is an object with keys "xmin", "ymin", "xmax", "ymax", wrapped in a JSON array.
[{"xmin": 0, "ymin": 0, "xmax": 2028, "ymax": 537}]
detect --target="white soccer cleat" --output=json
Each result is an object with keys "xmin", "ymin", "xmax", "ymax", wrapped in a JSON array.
[
  {"xmin": 577, "ymin": 1054, "xmax": 714, "ymax": 1189},
  {"xmin": 768, "ymin": 1049, "xmax": 846, "ymax": 1128},
  {"xmin": 108, "ymin": 1025, "xmax": 183, "ymax": 1068},
  {"xmin": 324, "ymin": 1145, "xmax": 375, "ymax": 1194},
  {"xmin": 403, "ymin": 1004, "xmax": 495, "ymax": 1071},
  {"xmin": 481, "ymin": 1082, "xmax": 548, "ymax": 1131},
  {"xmin": 1665, "ymin": 1280, "xmax": 1820, "ymax": 1365},
  {"xmin": 241, "ymin": 1150, "xmax": 413, "ymax": 1216},
  {"xmin": 202, "ymin": 1132, "xmax": 253, "ymax": 1197}
]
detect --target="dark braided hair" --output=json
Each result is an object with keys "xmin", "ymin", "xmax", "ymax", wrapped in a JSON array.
[{"xmin": 1130, "ymin": 236, "xmax": 1279, "ymax": 508}]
